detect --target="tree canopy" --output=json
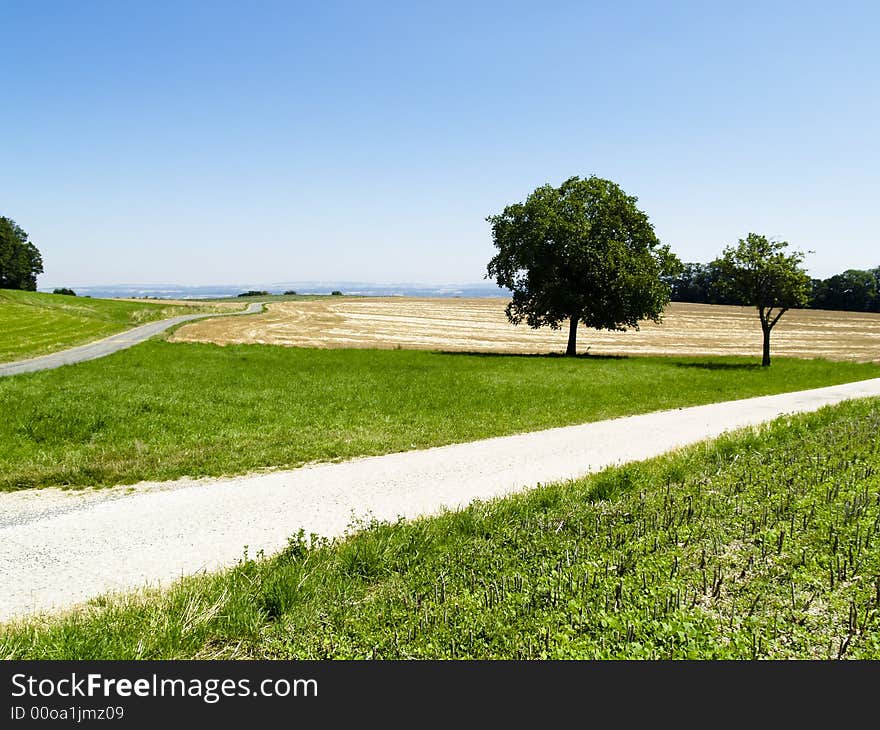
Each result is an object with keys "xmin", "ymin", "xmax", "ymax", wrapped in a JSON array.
[
  {"xmin": 667, "ymin": 261, "xmax": 743, "ymax": 306},
  {"xmin": 0, "ymin": 217, "xmax": 43, "ymax": 291},
  {"xmin": 486, "ymin": 176, "xmax": 681, "ymax": 355},
  {"xmin": 715, "ymin": 233, "xmax": 811, "ymax": 366},
  {"xmin": 812, "ymin": 269, "xmax": 879, "ymax": 312}
]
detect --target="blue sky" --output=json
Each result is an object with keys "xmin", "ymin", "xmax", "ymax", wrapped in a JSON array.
[{"xmin": 2, "ymin": 0, "xmax": 877, "ymax": 287}]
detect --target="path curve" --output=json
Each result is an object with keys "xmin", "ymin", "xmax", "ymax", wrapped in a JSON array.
[
  {"xmin": 0, "ymin": 302, "xmax": 264, "ymax": 377},
  {"xmin": 2, "ymin": 376, "xmax": 880, "ymax": 621}
]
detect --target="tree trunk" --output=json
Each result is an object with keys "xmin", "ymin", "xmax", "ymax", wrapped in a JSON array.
[
  {"xmin": 566, "ymin": 315, "xmax": 578, "ymax": 356},
  {"xmin": 762, "ymin": 326, "xmax": 771, "ymax": 367}
]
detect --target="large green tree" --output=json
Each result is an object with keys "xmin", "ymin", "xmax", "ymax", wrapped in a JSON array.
[
  {"xmin": 0, "ymin": 217, "xmax": 43, "ymax": 291},
  {"xmin": 486, "ymin": 176, "xmax": 681, "ymax": 355},
  {"xmin": 715, "ymin": 233, "xmax": 811, "ymax": 367}
]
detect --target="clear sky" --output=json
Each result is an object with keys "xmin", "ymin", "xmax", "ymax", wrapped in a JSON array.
[{"xmin": 2, "ymin": 0, "xmax": 877, "ymax": 287}]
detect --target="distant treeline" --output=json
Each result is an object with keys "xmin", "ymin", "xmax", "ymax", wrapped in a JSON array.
[{"xmin": 667, "ymin": 262, "xmax": 880, "ymax": 313}]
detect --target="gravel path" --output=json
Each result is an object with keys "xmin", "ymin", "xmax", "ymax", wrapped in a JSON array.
[
  {"xmin": 0, "ymin": 302, "xmax": 264, "ymax": 377},
  {"xmin": 2, "ymin": 377, "xmax": 880, "ymax": 621}
]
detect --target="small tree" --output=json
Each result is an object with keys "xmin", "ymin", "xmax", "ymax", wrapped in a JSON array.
[
  {"xmin": 715, "ymin": 233, "xmax": 811, "ymax": 366},
  {"xmin": 486, "ymin": 175, "xmax": 681, "ymax": 355},
  {"xmin": 53, "ymin": 287, "xmax": 77, "ymax": 296}
]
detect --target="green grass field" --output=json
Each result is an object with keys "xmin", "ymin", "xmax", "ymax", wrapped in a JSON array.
[
  {"xmin": 0, "ymin": 289, "xmax": 239, "ymax": 363},
  {"xmin": 0, "ymin": 341, "xmax": 878, "ymax": 491},
  {"xmin": 4, "ymin": 397, "xmax": 878, "ymax": 659}
]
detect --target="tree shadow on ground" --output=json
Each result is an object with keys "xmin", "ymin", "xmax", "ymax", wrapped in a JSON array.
[
  {"xmin": 429, "ymin": 350, "xmax": 630, "ymax": 361},
  {"xmin": 674, "ymin": 361, "xmax": 762, "ymax": 371}
]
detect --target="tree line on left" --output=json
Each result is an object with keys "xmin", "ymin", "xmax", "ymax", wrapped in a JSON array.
[{"xmin": 0, "ymin": 216, "xmax": 43, "ymax": 291}]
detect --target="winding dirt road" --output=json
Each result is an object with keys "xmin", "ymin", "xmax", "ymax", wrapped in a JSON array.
[{"xmin": 0, "ymin": 302, "xmax": 264, "ymax": 377}]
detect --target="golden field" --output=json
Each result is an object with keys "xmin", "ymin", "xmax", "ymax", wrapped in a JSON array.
[{"xmin": 169, "ymin": 298, "xmax": 880, "ymax": 361}]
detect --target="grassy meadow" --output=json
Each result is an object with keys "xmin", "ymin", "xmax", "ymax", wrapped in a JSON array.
[
  {"xmin": 4, "ymin": 397, "xmax": 879, "ymax": 659},
  {"xmin": 0, "ymin": 289, "xmax": 239, "ymax": 363},
  {"xmin": 1, "ymin": 340, "xmax": 878, "ymax": 491}
]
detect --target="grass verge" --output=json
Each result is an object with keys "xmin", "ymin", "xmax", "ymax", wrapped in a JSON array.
[
  {"xmin": 0, "ymin": 289, "xmax": 240, "ymax": 363},
  {"xmin": 3, "ymin": 397, "xmax": 879, "ymax": 659},
  {"xmin": 0, "ymin": 344, "xmax": 878, "ymax": 490}
]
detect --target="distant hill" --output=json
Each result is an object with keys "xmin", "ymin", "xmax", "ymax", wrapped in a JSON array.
[{"xmin": 38, "ymin": 282, "xmax": 511, "ymax": 300}]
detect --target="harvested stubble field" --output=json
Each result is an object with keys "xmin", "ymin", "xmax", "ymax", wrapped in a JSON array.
[{"xmin": 169, "ymin": 298, "xmax": 880, "ymax": 361}]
